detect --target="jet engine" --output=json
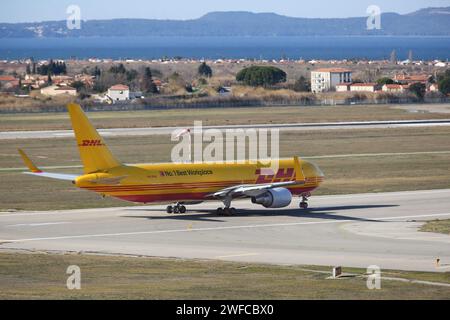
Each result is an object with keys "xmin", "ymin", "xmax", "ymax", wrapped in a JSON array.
[{"xmin": 251, "ymin": 188, "xmax": 292, "ymax": 208}]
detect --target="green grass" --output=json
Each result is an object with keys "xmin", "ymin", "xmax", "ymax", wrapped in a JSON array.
[
  {"xmin": 0, "ymin": 252, "xmax": 448, "ymax": 299},
  {"xmin": 1, "ymin": 104, "xmax": 449, "ymax": 131},
  {"xmin": 420, "ymin": 219, "xmax": 450, "ymax": 235},
  {"xmin": 1, "ymin": 127, "xmax": 450, "ymax": 211}
]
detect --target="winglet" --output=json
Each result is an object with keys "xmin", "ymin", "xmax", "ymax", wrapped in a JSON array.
[
  {"xmin": 18, "ymin": 149, "xmax": 42, "ymax": 173},
  {"xmin": 294, "ymin": 156, "xmax": 305, "ymax": 182}
]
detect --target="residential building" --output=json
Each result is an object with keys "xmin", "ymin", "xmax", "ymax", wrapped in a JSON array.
[
  {"xmin": 107, "ymin": 84, "xmax": 130, "ymax": 102},
  {"xmin": 0, "ymin": 75, "xmax": 20, "ymax": 90},
  {"xmin": 382, "ymin": 84, "xmax": 409, "ymax": 93},
  {"xmin": 335, "ymin": 83, "xmax": 351, "ymax": 92},
  {"xmin": 394, "ymin": 74, "xmax": 430, "ymax": 85},
  {"xmin": 349, "ymin": 83, "xmax": 380, "ymax": 92},
  {"xmin": 429, "ymin": 83, "xmax": 440, "ymax": 92},
  {"xmin": 435, "ymin": 61, "xmax": 447, "ymax": 68},
  {"xmin": 311, "ymin": 68, "xmax": 352, "ymax": 93}
]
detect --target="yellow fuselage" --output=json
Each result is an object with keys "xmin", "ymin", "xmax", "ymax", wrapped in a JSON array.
[{"xmin": 75, "ymin": 158, "xmax": 324, "ymax": 204}]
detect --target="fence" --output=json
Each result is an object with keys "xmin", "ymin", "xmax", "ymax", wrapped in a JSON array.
[{"xmin": 0, "ymin": 95, "xmax": 449, "ymax": 114}]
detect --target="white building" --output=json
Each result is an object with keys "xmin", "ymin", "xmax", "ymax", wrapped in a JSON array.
[
  {"xmin": 428, "ymin": 83, "xmax": 440, "ymax": 92},
  {"xmin": 336, "ymin": 83, "xmax": 351, "ymax": 92},
  {"xmin": 349, "ymin": 83, "xmax": 380, "ymax": 92},
  {"xmin": 107, "ymin": 84, "xmax": 130, "ymax": 102},
  {"xmin": 382, "ymin": 84, "xmax": 408, "ymax": 93},
  {"xmin": 311, "ymin": 68, "xmax": 352, "ymax": 93}
]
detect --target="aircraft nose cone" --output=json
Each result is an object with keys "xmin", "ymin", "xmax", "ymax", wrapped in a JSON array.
[{"xmin": 302, "ymin": 160, "xmax": 324, "ymax": 184}]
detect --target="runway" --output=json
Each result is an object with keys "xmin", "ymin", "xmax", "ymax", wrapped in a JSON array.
[
  {"xmin": 1, "ymin": 189, "xmax": 450, "ymax": 272},
  {"xmin": 1, "ymin": 119, "xmax": 450, "ymax": 140}
]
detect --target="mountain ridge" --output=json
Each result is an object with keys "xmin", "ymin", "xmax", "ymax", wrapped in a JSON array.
[{"xmin": 1, "ymin": 7, "xmax": 449, "ymax": 38}]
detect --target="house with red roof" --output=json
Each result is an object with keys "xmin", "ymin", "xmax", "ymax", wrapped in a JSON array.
[
  {"xmin": 0, "ymin": 75, "xmax": 20, "ymax": 91},
  {"xmin": 107, "ymin": 84, "xmax": 130, "ymax": 103}
]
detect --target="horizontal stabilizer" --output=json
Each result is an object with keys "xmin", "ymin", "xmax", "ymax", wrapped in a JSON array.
[
  {"xmin": 18, "ymin": 149, "xmax": 79, "ymax": 182},
  {"xmin": 24, "ymin": 172, "xmax": 78, "ymax": 181}
]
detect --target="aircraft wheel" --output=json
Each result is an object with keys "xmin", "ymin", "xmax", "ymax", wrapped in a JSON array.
[
  {"xmin": 230, "ymin": 208, "xmax": 237, "ymax": 215},
  {"xmin": 300, "ymin": 202, "xmax": 308, "ymax": 209},
  {"xmin": 166, "ymin": 206, "xmax": 173, "ymax": 214},
  {"xmin": 216, "ymin": 208, "xmax": 224, "ymax": 215},
  {"xmin": 173, "ymin": 206, "xmax": 180, "ymax": 214},
  {"xmin": 179, "ymin": 206, "xmax": 187, "ymax": 214},
  {"xmin": 223, "ymin": 208, "xmax": 233, "ymax": 216}
]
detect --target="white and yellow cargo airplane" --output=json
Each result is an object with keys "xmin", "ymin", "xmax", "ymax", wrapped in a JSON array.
[{"xmin": 19, "ymin": 103, "xmax": 324, "ymax": 215}]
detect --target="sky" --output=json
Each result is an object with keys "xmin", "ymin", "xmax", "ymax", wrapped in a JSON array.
[{"xmin": 1, "ymin": 0, "xmax": 450, "ymax": 23}]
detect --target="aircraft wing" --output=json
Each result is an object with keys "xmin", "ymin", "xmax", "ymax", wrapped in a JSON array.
[
  {"xmin": 209, "ymin": 156, "xmax": 305, "ymax": 199},
  {"xmin": 19, "ymin": 149, "xmax": 79, "ymax": 182},
  {"xmin": 209, "ymin": 180, "xmax": 304, "ymax": 199}
]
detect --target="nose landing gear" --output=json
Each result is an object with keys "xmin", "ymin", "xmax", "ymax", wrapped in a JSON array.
[{"xmin": 299, "ymin": 193, "xmax": 310, "ymax": 209}]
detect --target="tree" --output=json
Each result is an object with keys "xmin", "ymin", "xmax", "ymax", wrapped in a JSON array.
[
  {"xmin": 438, "ymin": 78, "xmax": 450, "ymax": 95},
  {"xmin": 141, "ymin": 67, "xmax": 158, "ymax": 94},
  {"xmin": 236, "ymin": 66, "xmax": 287, "ymax": 87},
  {"xmin": 71, "ymin": 81, "xmax": 85, "ymax": 92},
  {"xmin": 126, "ymin": 69, "xmax": 138, "ymax": 82},
  {"xmin": 409, "ymin": 83, "xmax": 426, "ymax": 100},
  {"xmin": 198, "ymin": 62, "xmax": 212, "ymax": 78},
  {"xmin": 291, "ymin": 76, "xmax": 310, "ymax": 92},
  {"xmin": 47, "ymin": 73, "xmax": 52, "ymax": 85},
  {"xmin": 109, "ymin": 64, "xmax": 127, "ymax": 74},
  {"xmin": 437, "ymin": 70, "xmax": 450, "ymax": 95},
  {"xmin": 377, "ymin": 77, "xmax": 394, "ymax": 85},
  {"xmin": 26, "ymin": 64, "xmax": 31, "ymax": 75},
  {"xmin": 37, "ymin": 60, "xmax": 67, "ymax": 76},
  {"xmin": 91, "ymin": 66, "xmax": 101, "ymax": 78}
]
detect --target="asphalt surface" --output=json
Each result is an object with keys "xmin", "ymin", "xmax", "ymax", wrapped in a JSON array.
[
  {"xmin": 1, "ymin": 189, "xmax": 449, "ymax": 272},
  {"xmin": 1, "ymin": 119, "xmax": 450, "ymax": 140}
]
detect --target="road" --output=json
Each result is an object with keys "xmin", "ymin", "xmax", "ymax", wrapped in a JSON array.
[
  {"xmin": 1, "ymin": 119, "xmax": 450, "ymax": 140},
  {"xmin": 1, "ymin": 189, "xmax": 449, "ymax": 272}
]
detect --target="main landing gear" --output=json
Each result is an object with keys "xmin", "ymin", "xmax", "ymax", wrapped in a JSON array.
[
  {"xmin": 299, "ymin": 193, "xmax": 310, "ymax": 209},
  {"xmin": 215, "ymin": 196, "xmax": 237, "ymax": 216},
  {"xmin": 216, "ymin": 207, "xmax": 237, "ymax": 216},
  {"xmin": 166, "ymin": 203, "xmax": 186, "ymax": 214}
]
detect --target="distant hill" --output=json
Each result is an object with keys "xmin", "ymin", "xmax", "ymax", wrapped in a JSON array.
[{"xmin": 1, "ymin": 7, "xmax": 449, "ymax": 38}]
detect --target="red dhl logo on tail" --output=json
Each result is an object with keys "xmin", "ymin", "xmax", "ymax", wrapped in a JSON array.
[
  {"xmin": 255, "ymin": 168, "xmax": 295, "ymax": 184},
  {"xmin": 79, "ymin": 139, "xmax": 105, "ymax": 147}
]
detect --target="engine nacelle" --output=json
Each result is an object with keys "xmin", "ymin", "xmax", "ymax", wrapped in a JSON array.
[{"xmin": 251, "ymin": 188, "xmax": 292, "ymax": 208}]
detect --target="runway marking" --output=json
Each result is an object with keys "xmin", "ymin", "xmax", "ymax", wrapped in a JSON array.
[
  {"xmin": 316, "ymin": 189, "xmax": 450, "ymax": 200},
  {"xmin": 2, "ymin": 119, "xmax": 450, "ymax": 140},
  {"xmin": 215, "ymin": 253, "xmax": 260, "ymax": 259},
  {"xmin": 1, "ymin": 151, "xmax": 449, "ymax": 172},
  {"xmin": 1, "ymin": 212, "xmax": 450, "ymax": 244},
  {"xmin": 7, "ymin": 222, "xmax": 71, "ymax": 228},
  {"xmin": 304, "ymin": 151, "xmax": 450, "ymax": 159}
]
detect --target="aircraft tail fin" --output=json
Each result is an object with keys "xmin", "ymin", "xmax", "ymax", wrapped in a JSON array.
[{"xmin": 67, "ymin": 103, "xmax": 121, "ymax": 174}]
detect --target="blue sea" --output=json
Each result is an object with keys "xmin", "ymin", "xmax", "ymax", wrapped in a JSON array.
[{"xmin": 0, "ymin": 36, "xmax": 449, "ymax": 60}]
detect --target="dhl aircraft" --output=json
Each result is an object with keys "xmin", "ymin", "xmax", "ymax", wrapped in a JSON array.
[{"xmin": 19, "ymin": 103, "xmax": 324, "ymax": 215}]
